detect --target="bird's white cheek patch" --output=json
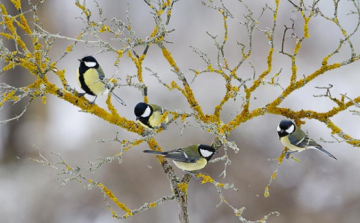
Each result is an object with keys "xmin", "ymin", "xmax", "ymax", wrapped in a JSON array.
[
  {"xmin": 141, "ymin": 106, "xmax": 151, "ymax": 118},
  {"xmin": 286, "ymin": 124, "xmax": 295, "ymax": 134},
  {"xmin": 84, "ymin": 61, "xmax": 97, "ymax": 67},
  {"xmin": 276, "ymin": 125, "xmax": 281, "ymax": 132},
  {"xmin": 200, "ymin": 149, "xmax": 213, "ymax": 158}
]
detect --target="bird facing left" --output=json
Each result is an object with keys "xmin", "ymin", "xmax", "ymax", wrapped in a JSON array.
[
  {"xmin": 77, "ymin": 56, "xmax": 126, "ymax": 105},
  {"xmin": 277, "ymin": 119, "xmax": 337, "ymax": 160},
  {"xmin": 143, "ymin": 144, "xmax": 217, "ymax": 171}
]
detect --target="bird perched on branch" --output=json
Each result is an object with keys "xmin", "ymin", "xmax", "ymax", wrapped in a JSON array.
[
  {"xmin": 277, "ymin": 119, "xmax": 337, "ymax": 160},
  {"xmin": 77, "ymin": 56, "xmax": 126, "ymax": 105},
  {"xmin": 134, "ymin": 102, "xmax": 168, "ymax": 128},
  {"xmin": 143, "ymin": 144, "xmax": 217, "ymax": 171}
]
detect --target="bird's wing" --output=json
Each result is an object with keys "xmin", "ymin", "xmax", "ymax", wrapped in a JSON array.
[
  {"xmin": 289, "ymin": 134, "xmax": 320, "ymax": 148},
  {"xmin": 300, "ymin": 136, "xmax": 337, "ymax": 159},
  {"xmin": 150, "ymin": 104, "xmax": 164, "ymax": 114},
  {"xmin": 164, "ymin": 148, "xmax": 199, "ymax": 163},
  {"xmin": 289, "ymin": 129, "xmax": 337, "ymax": 159},
  {"xmin": 97, "ymin": 66, "xmax": 106, "ymax": 80},
  {"xmin": 288, "ymin": 134, "xmax": 307, "ymax": 147}
]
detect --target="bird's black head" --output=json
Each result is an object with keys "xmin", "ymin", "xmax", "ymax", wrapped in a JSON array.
[
  {"xmin": 134, "ymin": 102, "xmax": 152, "ymax": 120},
  {"xmin": 277, "ymin": 119, "xmax": 296, "ymax": 138},
  {"xmin": 78, "ymin": 56, "xmax": 99, "ymax": 71},
  {"xmin": 198, "ymin": 144, "xmax": 216, "ymax": 161}
]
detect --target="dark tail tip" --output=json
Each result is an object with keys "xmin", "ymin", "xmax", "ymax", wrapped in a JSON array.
[{"xmin": 316, "ymin": 147, "xmax": 337, "ymax": 160}]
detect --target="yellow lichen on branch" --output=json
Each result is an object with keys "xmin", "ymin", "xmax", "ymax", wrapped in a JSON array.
[
  {"xmin": 159, "ymin": 110, "xmax": 169, "ymax": 127},
  {"xmin": 105, "ymin": 94, "xmax": 119, "ymax": 116},
  {"xmin": 15, "ymin": 35, "xmax": 28, "ymax": 52},
  {"xmin": 196, "ymin": 173, "xmax": 214, "ymax": 184},
  {"xmin": 97, "ymin": 182, "xmax": 133, "ymax": 217},
  {"xmin": 53, "ymin": 68, "xmax": 67, "ymax": 88},
  {"xmin": 224, "ymin": 47, "xmax": 274, "ymax": 132},
  {"xmin": 183, "ymin": 84, "xmax": 206, "ymax": 122},
  {"xmin": 270, "ymin": 61, "xmax": 342, "ymax": 108},
  {"xmin": 290, "ymin": 40, "xmax": 302, "ymax": 84},
  {"xmin": 146, "ymin": 138, "xmax": 168, "ymax": 164},
  {"xmin": 98, "ymin": 24, "xmax": 111, "ymax": 33},
  {"xmin": 161, "ymin": 46, "xmax": 206, "ymax": 121},
  {"xmin": 264, "ymin": 186, "xmax": 270, "ymax": 198},
  {"xmin": 33, "ymin": 78, "xmax": 143, "ymax": 135},
  {"xmin": 1, "ymin": 90, "xmax": 16, "ymax": 105},
  {"xmin": 128, "ymin": 51, "xmax": 148, "ymax": 102},
  {"xmin": 75, "ymin": 2, "xmax": 91, "ymax": 19},
  {"xmin": 161, "ymin": 47, "xmax": 179, "ymax": 72},
  {"xmin": 19, "ymin": 14, "xmax": 32, "ymax": 34},
  {"xmin": 0, "ymin": 4, "xmax": 15, "ymax": 36},
  {"xmin": 150, "ymin": 25, "xmax": 158, "ymax": 38},
  {"xmin": 248, "ymin": 48, "xmax": 274, "ymax": 93},
  {"xmin": 10, "ymin": 0, "xmax": 21, "ymax": 10},
  {"xmin": 273, "ymin": 0, "xmax": 280, "ymax": 21},
  {"xmin": 326, "ymin": 119, "xmax": 360, "ymax": 146},
  {"xmin": 148, "ymin": 202, "xmax": 157, "ymax": 208},
  {"xmin": 177, "ymin": 182, "xmax": 188, "ymax": 193},
  {"xmin": 0, "ymin": 32, "xmax": 12, "ymax": 39},
  {"xmin": 301, "ymin": 11, "xmax": 312, "ymax": 38}
]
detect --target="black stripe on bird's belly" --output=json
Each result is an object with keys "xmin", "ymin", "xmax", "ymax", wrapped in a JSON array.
[
  {"xmin": 78, "ymin": 68, "xmax": 95, "ymax": 96},
  {"xmin": 139, "ymin": 117, "xmax": 152, "ymax": 128}
]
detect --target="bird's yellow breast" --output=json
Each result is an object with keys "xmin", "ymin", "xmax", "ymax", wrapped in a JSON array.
[
  {"xmin": 173, "ymin": 158, "xmax": 207, "ymax": 171},
  {"xmin": 77, "ymin": 69, "xmax": 106, "ymax": 96},
  {"xmin": 149, "ymin": 111, "xmax": 168, "ymax": 128},
  {"xmin": 280, "ymin": 136, "xmax": 305, "ymax": 152}
]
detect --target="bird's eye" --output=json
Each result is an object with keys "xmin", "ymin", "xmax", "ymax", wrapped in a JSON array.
[{"xmin": 84, "ymin": 61, "xmax": 97, "ymax": 67}]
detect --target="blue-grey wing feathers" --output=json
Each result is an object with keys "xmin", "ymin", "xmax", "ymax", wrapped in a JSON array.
[
  {"xmin": 288, "ymin": 135, "xmax": 337, "ymax": 160},
  {"xmin": 143, "ymin": 149, "xmax": 198, "ymax": 163},
  {"xmin": 97, "ymin": 66, "xmax": 105, "ymax": 80}
]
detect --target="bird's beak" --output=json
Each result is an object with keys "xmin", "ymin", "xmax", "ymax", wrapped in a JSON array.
[
  {"xmin": 215, "ymin": 150, "xmax": 219, "ymax": 154},
  {"xmin": 78, "ymin": 59, "xmax": 82, "ymax": 62},
  {"xmin": 136, "ymin": 117, "xmax": 139, "ymax": 121}
]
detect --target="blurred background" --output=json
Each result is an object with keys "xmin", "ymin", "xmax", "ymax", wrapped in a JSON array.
[{"xmin": 1, "ymin": 0, "xmax": 360, "ymax": 222}]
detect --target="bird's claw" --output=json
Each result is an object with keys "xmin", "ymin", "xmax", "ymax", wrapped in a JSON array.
[
  {"xmin": 184, "ymin": 171, "xmax": 200, "ymax": 179},
  {"xmin": 161, "ymin": 122, "xmax": 167, "ymax": 130},
  {"xmin": 77, "ymin": 92, "xmax": 86, "ymax": 97},
  {"xmin": 285, "ymin": 152, "xmax": 291, "ymax": 159}
]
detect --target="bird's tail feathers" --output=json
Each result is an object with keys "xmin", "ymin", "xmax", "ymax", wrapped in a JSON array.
[
  {"xmin": 143, "ymin": 150, "xmax": 167, "ymax": 156},
  {"xmin": 111, "ymin": 92, "xmax": 127, "ymax": 106},
  {"xmin": 312, "ymin": 146, "xmax": 337, "ymax": 160}
]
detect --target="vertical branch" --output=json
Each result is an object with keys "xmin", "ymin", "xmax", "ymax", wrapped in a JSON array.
[{"xmin": 146, "ymin": 138, "xmax": 191, "ymax": 223}]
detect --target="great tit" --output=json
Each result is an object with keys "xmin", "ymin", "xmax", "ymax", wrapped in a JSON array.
[
  {"xmin": 277, "ymin": 119, "xmax": 337, "ymax": 160},
  {"xmin": 134, "ymin": 102, "xmax": 168, "ymax": 128},
  {"xmin": 77, "ymin": 56, "xmax": 126, "ymax": 105},
  {"xmin": 143, "ymin": 144, "xmax": 217, "ymax": 171}
]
